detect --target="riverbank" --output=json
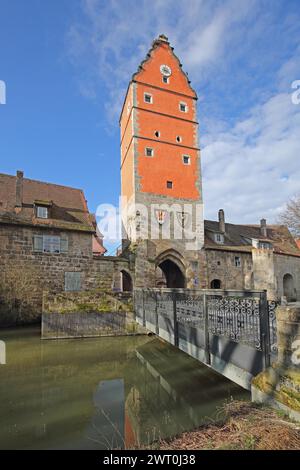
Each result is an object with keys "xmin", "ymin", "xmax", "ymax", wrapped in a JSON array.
[{"xmin": 149, "ymin": 401, "xmax": 300, "ymax": 450}]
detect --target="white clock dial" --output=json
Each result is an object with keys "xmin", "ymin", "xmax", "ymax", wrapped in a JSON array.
[{"xmin": 160, "ymin": 64, "xmax": 172, "ymax": 77}]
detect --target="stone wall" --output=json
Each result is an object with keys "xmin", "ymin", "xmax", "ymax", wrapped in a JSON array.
[
  {"xmin": 41, "ymin": 290, "xmax": 145, "ymax": 339},
  {"xmin": 252, "ymin": 249, "xmax": 277, "ymax": 300},
  {"xmin": 205, "ymin": 249, "xmax": 252, "ymax": 290},
  {"xmin": 0, "ymin": 224, "xmax": 133, "ymax": 326},
  {"xmin": 252, "ymin": 304, "xmax": 300, "ymax": 422},
  {"xmin": 205, "ymin": 248, "xmax": 300, "ymax": 301},
  {"xmin": 274, "ymin": 253, "xmax": 300, "ymax": 301}
]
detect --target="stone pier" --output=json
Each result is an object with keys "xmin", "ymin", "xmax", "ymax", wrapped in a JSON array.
[{"xmin": 252, "ymin": 304, "xmax": 300, "ymax": 421}]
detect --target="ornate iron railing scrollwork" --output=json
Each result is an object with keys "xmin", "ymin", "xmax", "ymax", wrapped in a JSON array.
[{"xmin": 207, "ymin": 296, "xmax": 262, "ymax": 350}]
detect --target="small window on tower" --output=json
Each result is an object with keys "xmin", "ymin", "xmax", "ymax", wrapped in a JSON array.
[
  {"xmin": 144, "ymin": 93, "xmax": 153, "ymax": 104},
  {"xmin": 179, "ymin": 102, "xmax": 188, "ymax": 113},
  {"xmin": 167, "ymin": 181, "xmax": 173, "ymax": 189},
  {"xmin": 154, "ymin": 131, "xmax": 160, "ymax": 138},
  {"xmin": 176, "ymin": 136, "xmax": 182, "ymax": 143},
  {"xmin": 162, "ymin": 76, "xmax": 169, "ymax": 84},
  {"xmin": 183, "ymin": 155, "xmax": 190, "ymax": 165},
  {"xmin": 145, "ymin": 147, "xmax": 154, "ymax": 157}
]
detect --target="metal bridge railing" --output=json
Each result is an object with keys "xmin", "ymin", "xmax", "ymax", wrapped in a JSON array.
[{"xmin": 134, "ymin": 288, "xmax": 277, "ymax": 370}]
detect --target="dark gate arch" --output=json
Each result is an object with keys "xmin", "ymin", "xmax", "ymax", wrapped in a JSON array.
[
  {"xmin": 155, "ymin": 250, "xmax": 186, "ymax": 288},
  {"xmin": 211, "ymin": 279, "xmax": 221, "ymax": 289},
  {"xmin": 121, "ymin": 270, "xmax": 133, "ymax": 292}
]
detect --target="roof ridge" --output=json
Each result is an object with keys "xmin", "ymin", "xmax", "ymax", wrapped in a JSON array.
[
  {"xmin": 0, "ymin": 171, "xmax": 84, "ymax": 193},
  {"xmin": 0, "ymin": 172, "xmax": 16, "ymax": 179},
  {"xmin": 205, "ymin": 219, "xmax": 283, "ymax": 229},
  {"xmin": 22, "ymin": 176, "xmax": 84, "ymax": 193}
]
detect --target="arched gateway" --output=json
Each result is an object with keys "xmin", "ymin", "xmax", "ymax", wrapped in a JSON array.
[{"xmin": 157, "ymin": 260, "xmax": 185, "ymax": 288}]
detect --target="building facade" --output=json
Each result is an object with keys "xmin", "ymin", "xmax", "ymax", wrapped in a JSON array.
[
  {"xmin": 1, "ymin": 34, "xmax": 300, "ymax": 328},
  {"xmin": 0, "ymin": 171, "xmax": 132, "ymax": 326},
  {"xmin": 205, "ymin": 210, "xmax": 300, "ymax": 301}
]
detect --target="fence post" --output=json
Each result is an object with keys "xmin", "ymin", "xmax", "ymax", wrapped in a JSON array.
[
  {"xmin": 133, "ymin": 290, "xmax": 136, "ymax": 322},
  {"xmin": 155, "ymin": 291, "xmax": 159, "ymax": 335},
  {"xmin": 173, "ymin": 291, "xmax": 179, "ymax": 347},
  {"xmin": 259, "ymin": 290, "xmax": 270, "ymax": 369},
  {"xmin": 142, "ymin": 290, "xmax": 146, "ymax": 327},
  {"xmin": 203, "ymin": 293, "xmax": 211, "ymax": 365}
]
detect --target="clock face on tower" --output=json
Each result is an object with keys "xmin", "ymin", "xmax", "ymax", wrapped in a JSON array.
[{"xmin": 160, "ymin": 64, "xmax": 172, "ymax": 76}]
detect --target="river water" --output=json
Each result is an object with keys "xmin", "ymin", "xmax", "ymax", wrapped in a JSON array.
[{"xmin": 0, "ymin": 327, "xmax": 249, "ymax": 449}]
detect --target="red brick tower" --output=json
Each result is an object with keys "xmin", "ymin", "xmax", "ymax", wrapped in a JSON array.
[{"xmin": 120, "ymin": 35, "xmax": 204, "ymax": 288}]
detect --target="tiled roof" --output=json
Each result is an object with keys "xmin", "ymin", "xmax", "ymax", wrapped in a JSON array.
[
  {"xmin": 204, "ymin": 220, "xmax": 300, "ymax": 257},
  {"xmin": 0, "ymin": 172, "xmax": 94, "ymax": 232}
]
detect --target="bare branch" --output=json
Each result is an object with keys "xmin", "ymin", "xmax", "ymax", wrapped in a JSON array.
[{"xmin": 278, "ymin": 194, "xmax": 300, "ymax": 238}]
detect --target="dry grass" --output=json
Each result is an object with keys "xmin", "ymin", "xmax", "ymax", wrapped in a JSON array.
[{"xmin": 156, "ymin": 401, "xmax": 300, "ymax": 450}]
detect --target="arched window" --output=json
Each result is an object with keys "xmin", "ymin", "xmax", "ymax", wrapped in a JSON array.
[{"xmin": 211, "ymin": 279, "xmax": 221, "ymax": 289}]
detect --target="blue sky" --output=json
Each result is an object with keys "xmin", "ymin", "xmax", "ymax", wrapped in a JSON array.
[{"xmin": 0, "ymin": 0, "xmax": 300, "ymax": 252}]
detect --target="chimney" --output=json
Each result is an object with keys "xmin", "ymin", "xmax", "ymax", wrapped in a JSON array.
[
  {"xmin": 218, "ymin": 209, "xmax": 225, "ymax": 233},
  {"xmin": 260, "ymin": 218, "xmax": 267, "ymax": 238},
  {"xmin": 15, "ymin": 170, "xmax": 24, "ymax": 209}
]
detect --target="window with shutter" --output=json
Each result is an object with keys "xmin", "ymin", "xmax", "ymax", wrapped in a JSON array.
[
  {"xmin": 43, "ymin": 236, "xmax": 60, "ymax": 253},
  {"xmin": 60, "ymin": 236, "xmax": 68, "ymax": 253},
  {"xmin": 65, "ymin": 272, "xmax": 81, "ymax": 292},
  {"xmin": 33, "ymin": 235, "xmax": 43, "ymax": 252}
]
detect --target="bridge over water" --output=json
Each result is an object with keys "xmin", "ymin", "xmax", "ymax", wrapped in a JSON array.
[{"xmin": 134, "ymin": 288, "xmax": 277, "ymax": 390}]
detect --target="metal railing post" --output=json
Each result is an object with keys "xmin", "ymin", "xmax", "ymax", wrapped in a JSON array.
[
  {"xmin": 203, "ymin": 293, "xmax": 211, "ymax": 365},
  {"xmin": 173, "ymin": 291, "xmax": 179, "ymax": 347},
  {"xmin": 259, "ymin": 290, "xmax": 271, "ymax": 369},
  {"xmin": 133, "ymin": 289, "xmax": 136, "ymax": 322},
  {"xmin": 155, "ymin": 291, "xmax": 159, "ymax": 335},
  {"xmin": 142, "ymin": 290, "xmax": 146, "ymax": 327}
]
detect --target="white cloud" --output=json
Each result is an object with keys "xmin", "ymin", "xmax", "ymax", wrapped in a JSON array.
[
  {"xmin": 65, "ymin": 0, "xmax": 300, "ymax": 226},
  {"xmin": 202, "ymin": 91, "xmax": 300, "ymax": 224},
  {"xmin": 66, "ymin": 0, "xmax": 259, "ymax": 115}
]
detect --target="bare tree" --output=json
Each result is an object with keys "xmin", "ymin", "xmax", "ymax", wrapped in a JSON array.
[{"xmin": 278, "ymin": 194, "xmax": 300, "ymax": 238}]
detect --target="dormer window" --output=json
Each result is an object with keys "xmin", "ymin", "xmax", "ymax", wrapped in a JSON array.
[
  {"xmin": 214, "ymin": 233, "xmax": 224, "ymax": 244},
  {"xmin": 36, "ymin": 206, "xmax": 48, "ymax": 219},
  {"xmin": 259, "ymin": 241, "xmax": 272, "ymax": 249}
]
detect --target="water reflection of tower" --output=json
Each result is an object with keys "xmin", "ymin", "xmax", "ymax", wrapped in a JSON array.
[
  {"xmin": 87, "ymin": 379, "xmax": 125, "ymax": 449},
  {"xmin": 86, "ymin": 378, "xmax": 139, "ymax": 450}
]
